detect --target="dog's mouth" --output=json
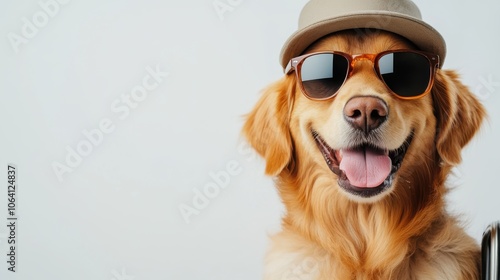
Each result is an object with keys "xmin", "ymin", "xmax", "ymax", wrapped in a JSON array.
[{"xmin": 312, "ymin": 130, "xmax": 413, "ymax": 198}]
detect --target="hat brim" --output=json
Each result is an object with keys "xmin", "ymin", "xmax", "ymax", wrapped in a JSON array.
[{"xmin": 279, "ymin": 12, "xmax": 446, "ymax": 71}]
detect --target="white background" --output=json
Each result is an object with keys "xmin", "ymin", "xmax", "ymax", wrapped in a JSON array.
[{"xmin": 0, "ymin": 0, "xmax": 499, "ymax": 279}]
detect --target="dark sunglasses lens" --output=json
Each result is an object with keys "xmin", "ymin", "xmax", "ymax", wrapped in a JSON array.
[
  {"xmin": 300, "ymin": 53, "xmax": 348, "ymax": 99},
  {"xmin": 378, "ymin": 52, "xmax": 431, "ymax": 97}
]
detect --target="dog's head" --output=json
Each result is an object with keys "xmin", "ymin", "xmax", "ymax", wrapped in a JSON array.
[{"xmin": 244, "ymin": 30, "xmax": 485, "ymax": 205}]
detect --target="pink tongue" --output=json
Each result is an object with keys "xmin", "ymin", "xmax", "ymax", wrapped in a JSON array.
[{"xmin": 339, "ymin": 147, "xmax": 392, "ymax": 188}]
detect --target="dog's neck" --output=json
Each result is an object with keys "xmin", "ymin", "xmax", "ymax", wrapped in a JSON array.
[{"xmin": 276, "ymin": 155, "xmax": 448, "ymax": 273}]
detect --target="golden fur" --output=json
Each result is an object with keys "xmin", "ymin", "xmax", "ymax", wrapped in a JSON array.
[{"xmin": 243, "ymin": 30, "xmax": 486, "ymax": 279}]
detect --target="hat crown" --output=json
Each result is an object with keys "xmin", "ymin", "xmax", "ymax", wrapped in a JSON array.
[
  {"xmin": 279, "ymin": 0, "xmax": 446, "ymax": 70},
  {"xmin": 299, "ymin": 0, "xmax": 422, "ymax": 29}
]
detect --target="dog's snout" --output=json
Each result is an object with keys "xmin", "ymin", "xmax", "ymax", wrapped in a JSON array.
[{"xmin": 344, "ymin": 96, "xmax": 388, "ymax": 133}]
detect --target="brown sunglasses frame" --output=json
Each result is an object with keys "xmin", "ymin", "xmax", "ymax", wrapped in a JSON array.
[{"xmin": 285, "ymin": 49, "xmax": 440, "ymax": 101}]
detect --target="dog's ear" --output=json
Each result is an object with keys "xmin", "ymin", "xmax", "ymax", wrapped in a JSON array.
[
  {"xmin": 243, "ymin": 76, "xmax": 295, "ymax": 176},
  {"xmin": 432, "ymin": 70, "xmax": 486, "ymax": 166}
]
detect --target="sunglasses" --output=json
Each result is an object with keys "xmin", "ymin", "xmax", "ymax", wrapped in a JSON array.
[{"xmin": 285, "ymin": 49, "xmax": 440, "ymax": 100}]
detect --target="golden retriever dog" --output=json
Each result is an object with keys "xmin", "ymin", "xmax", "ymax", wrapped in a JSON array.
[{"xmin": 243, "ymin": 30, "xmax": 485, "ymax": 279}]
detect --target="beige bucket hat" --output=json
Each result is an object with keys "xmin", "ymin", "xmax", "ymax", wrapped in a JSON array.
[{"xmin": 279, "ymin": 0, "xmax": 446, "ymax": 71}]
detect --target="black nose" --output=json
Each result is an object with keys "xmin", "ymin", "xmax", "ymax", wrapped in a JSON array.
[{"xmin": 343, "ymin": 96, "xmax": 388, "ymax": 133}]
